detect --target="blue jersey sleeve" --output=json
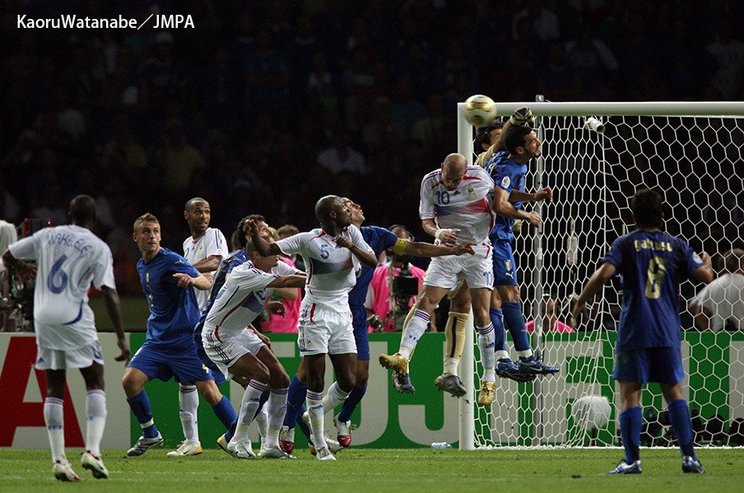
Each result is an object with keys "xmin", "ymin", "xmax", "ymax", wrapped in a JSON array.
[{"xmin": 604, "ymin": 235, "xmax": 625, "ymax": 269}]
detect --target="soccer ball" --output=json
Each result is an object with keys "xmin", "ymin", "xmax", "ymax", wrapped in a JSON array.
[
  {"xmin": 463, "ymin": 94, "xmax": 497, "ymax": 127},
  {"xmin": 572, "ymin": 395, "xmax": 612, "ymax": 429}
]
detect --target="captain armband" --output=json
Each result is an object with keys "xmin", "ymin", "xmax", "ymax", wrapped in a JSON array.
[{"xmin": 391, "ymin": 238, "xmax": 409, "ymax": 256}]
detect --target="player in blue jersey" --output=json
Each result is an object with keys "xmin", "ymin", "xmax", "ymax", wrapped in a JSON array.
[
  {"xmin": 571, "ymin": 189, "xmax": 713, "ymax": 474},
  {"xmin": 483, "ymin": 123, "xmax": 559, "ymax": 406},
  {"xmin": 122, "ymin": 213, "xmax": 231, "ymax": 457},
  {"xmin": 279, "ymin": 199, "xmax": 474, "ymax": 454}
]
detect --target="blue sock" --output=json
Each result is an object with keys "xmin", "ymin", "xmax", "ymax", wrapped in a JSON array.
[
  {"xmin": 619, "ymin": 406, "xmax": 642, "ymax": 464},
  {"xmin": 212, "ymin": 395, "xmax": 238, "ymax": 430},
  {"xmin": 127, "ymin": 391, "xmax": 159, "ymax": 438},
  {"xmin": 502, "ymin": 301, "xmax": 531, "ymax": 352},
  {"xmin": 337, "ymin": 385, "xmax": 366, "ymax": 422},
  {"xmin": 296, "ymin": 403, "xmax": 311, "ymax": 441},
  {"xmin": 253, "ymin": 390, "xmax": 269, "ymax": 419},
  {"xmin": 490, "ymin": 308, "xmax": 508, "ymax": 352},
  {"xmin": 668, "ymin": 399, "xmax": 696, "ymax": 458},
  {"xmin": 283, "ymin": 375, "xmax": 308, "ymax": 428},
  {"xmin": 225, "ymin": 419, "xmax": 237, "ymax": 442}
]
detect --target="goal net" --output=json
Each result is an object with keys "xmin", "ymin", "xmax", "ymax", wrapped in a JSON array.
[{"xmin": 456, "ymin": 100, "xmax": 744, "ymax": 449}]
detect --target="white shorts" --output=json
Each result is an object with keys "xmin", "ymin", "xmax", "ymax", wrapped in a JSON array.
[
  {"xmin": 202, "ymin": 327, "xmax": 267, "ymax": 380},
  {"xmin": 424, "ymin": 242, "xmax": 494, "ymax": 290},
  {"xmin": 35, "ymin": 340, "xmax": 104, "ymax": 370},
  {"xmin": 297, "ymin": 300, "xmax": 357, "ymax": 356}
]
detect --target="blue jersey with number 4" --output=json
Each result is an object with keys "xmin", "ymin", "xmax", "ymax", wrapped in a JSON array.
[
  {"xmin": 137, "ymin": 247, "xmax": 201, "ymax": 349},
  {"xmin": 604, "ymin": 229, "xmax": 703, "ymax": 351},
  {"xmin": 486, "ymin": 152, "xmax": 527, "ymax": 242}
]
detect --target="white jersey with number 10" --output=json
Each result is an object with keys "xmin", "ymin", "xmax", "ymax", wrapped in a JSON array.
[{"xmin": 419, "ymin": 165, "xmax": 495, "ymax": 244}]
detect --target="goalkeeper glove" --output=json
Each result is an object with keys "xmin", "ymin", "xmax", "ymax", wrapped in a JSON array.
[{"xmin": 510, "ymin": 107, "xmax": 535, "ymax": 126}]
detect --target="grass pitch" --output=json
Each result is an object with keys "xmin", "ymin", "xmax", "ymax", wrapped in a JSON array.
[{"xmin": 0, "ymin": 448, "xmax": 741, "ymax": 493}]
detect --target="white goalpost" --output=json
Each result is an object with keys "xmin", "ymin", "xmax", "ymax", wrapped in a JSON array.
[{"xmin": 457, "ymin": 99, "xmax": 744, "ymax": 450}]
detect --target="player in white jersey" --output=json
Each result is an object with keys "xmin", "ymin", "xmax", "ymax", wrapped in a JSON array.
[
  {"xmin": 202, "ymin": 229, "xmax": 305, "ymax": 458},
  {"xmin": 169, "ymin": 197, "xmax": 228, "ymax": 457},
  {"xmin": 2, "ymin": 195, "xmax": 130, "ymax": 482},
  {"xmin": 246, "ymin": 195, "xmax": 377, "ymax": 460},
  {"xmin": 380, "ymin": 153, "xmax": 499, "ymax": 400}
]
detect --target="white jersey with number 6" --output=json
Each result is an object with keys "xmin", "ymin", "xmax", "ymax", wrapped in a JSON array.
[{"xmin": 8, "ymin": 225, "xmax": 116, "ymax": 351}]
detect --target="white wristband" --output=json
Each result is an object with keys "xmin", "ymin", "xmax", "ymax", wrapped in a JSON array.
[{"xmin": 435, "ymin": 228, "xmax": 454, "ymax": 240}]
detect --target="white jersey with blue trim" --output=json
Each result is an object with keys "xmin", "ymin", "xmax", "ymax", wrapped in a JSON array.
[
  {"xmin": 8, "ymin": 225, "xmax": 116, "ymax": 350},
  {"xmin": 183, "ymin": 227, "xmax": 229, "ymax": 311},
  {"xmin": 276, "ymin": 224, "xmax": 373, "ymax": 304},
  {"xmin": 419, "ymin": 165, "xmax": 495, "ymax": 244}
]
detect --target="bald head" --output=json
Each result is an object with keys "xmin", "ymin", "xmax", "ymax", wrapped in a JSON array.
[
  {"xmin": 68, "ymin": 194, "xmax": 97, "ymax": 226},
  {"xmin": 441, "ymin": 153, "xmax": 467, "ymax": 190},
  {"xmin": 315, "ymin": 195, "xmax": 340, "ymax": 222}
]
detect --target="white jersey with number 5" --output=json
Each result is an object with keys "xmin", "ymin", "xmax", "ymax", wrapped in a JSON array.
[
  {"xmin": 419, "ymin": 165, "xmax": 495, "ymax": 244},
  {"xmin": 8, "ymin": 225, "xmax": 116, "ymax": 351},
  {"xmin": 276, "ymin": 225, "xmax": 373, "ymax": 304}
]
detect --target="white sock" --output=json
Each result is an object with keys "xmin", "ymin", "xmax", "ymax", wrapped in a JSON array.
[
  {"xmin": 443, "ymin": 356, "xmax": 460, "ymax": 376},
  {"xmin": 306, "ymin": 391, "xmax": 327, "ymax": 451},
  {"xmin": 399, "ymin": 310, "xmax": 429, "ymax": 360},
  {"xmin": 85, "ymin": 389, "xmax": 107, "ymax": 456},
  {"xmin": 233, "ymin": 380, "xmax": 266, "ymax": 444},
  {"xmin": 495, "ymin": 350, "xmax": 510, "ymax": 360},
  {"xmin": 254, "ymin": 407, "xmax": 268, "ymax": 445},
  {"xmin": 321, "ymin": 382, "xmax": 349, "ymax": 414},
  {"xmin": 178, "ymin": 384, "xmax": 199, "ymax": 444},
  {"xmin": 44, "ymin": 397, "xmax": 65, "ymax": 463},
  {"xmin": 477, "ymin": 324, "xmax": 496, "ymax": 372},
  {"xmin": 265, "ymin": 388, "xmax": 287, "ymax": 448}
]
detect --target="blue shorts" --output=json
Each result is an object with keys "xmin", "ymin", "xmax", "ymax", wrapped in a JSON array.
[
  {"xmin": 193, "ymin": 331, "xmax": 227, "ymax": 385},
  {"xmin": 613, "ymin": 347, "xmax": 684, "ymax": 385},
  {"xmin": 128, "ymin": 341, "xmax": 214, "ymax": 384},
  {"xmin": 492, "ymin": 239, "xmax": 518, "ymax": 286},
  {"xmin": 350, "ymin": 303, "xmax": 370, "ymax": 361}
]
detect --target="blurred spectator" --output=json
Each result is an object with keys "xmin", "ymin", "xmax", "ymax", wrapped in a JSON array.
[
  {"xmin": 138, "ymin": 31, "xmax": 184, "ymax": 117},
  {"xmin": 689, "ymin": 249, "xmax": 744, "ymax": 331},
  {"xmin": 565, "ymin": 22, "xmax": 619, "ymax": 97},
  {"xmin": 240, "ymin": 28, "xmax": 290, "ymax": 115},
  {"xmin": 526, "ymin": 295, "xmax": 576, "ymax": 334},
  {"xmin": 705, "ymin": 18, "xmax": 744, "ymax": 98},
  {"xmin": 511, "ymin": 0, "xmax": 561, "ymax": 42},
  {"xmin": 153, "ymin": 119, "xmax": 206, "ymax": 198}
]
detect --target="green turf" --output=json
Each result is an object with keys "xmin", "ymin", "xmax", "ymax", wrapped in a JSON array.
[{"xmin": 0, "ymin": 448, "xmax": 741, "ymax": 493}]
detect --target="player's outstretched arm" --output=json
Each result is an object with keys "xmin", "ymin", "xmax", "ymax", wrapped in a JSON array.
[
  {"xmin": 571, "ymin": 262, "xmax": 616, "ymax": 326},
  {"xmin": 101, "ymin": 286, "xmax": 131, "ymax": 363},
  {"xmin": 1, "ymin": 249, "xmax": 37, "ymax": 281},
  {"xmin": 267, "ymin": 274, "xmax": 307, "ymax": 290},
  {"xmin": 399, "ymin": 239, "xmax": 475, "ymax": 257},
  {"xmin": 245, "ymin": 218, "xmax": 282, "ymax": 257},
  {"xmin": 494, "ymin": 187, "xmax": 542, "ymax": 227},
  {"xmin": 692, "ymin": 251, "xmax": 714, "ymax": 284},
  {"xmin": 173, "ymin": 272, "xmax": 212, "ymax": 290}
]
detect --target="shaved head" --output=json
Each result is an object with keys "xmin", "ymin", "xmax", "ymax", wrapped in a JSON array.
[
  {"xmin": 441, "ymin": 153, "xmax": 467, "ymax": 191},
  {"xmin": 185, "ymin": 197, "xmax": 208, "ymax": 212},
  {"xmin": 68, "ymin": 194, "xmax": 97, "ymax": 225},
  {"xmin": 315, "ymin": 195, "xmax": 340, "ymax": 222}
]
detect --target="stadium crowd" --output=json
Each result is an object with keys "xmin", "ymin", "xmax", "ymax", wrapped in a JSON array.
[{"xmin": 1, "ymin": 0, "xmax": 743, "ymax": 295}]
